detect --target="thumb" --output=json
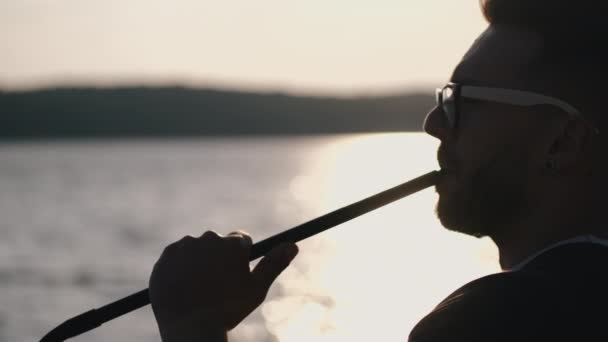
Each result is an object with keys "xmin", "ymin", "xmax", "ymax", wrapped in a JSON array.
[{"xmin": 251, "ymin": 243, "xmax": 299, "ymax": 296}]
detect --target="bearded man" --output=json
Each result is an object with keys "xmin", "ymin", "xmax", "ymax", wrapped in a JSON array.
[{"xmin": 149, "ymin": 1, "xmax": 608, "ymax": 341}]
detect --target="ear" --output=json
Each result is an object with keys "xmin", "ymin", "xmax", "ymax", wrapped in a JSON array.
[{"xmin": 545, "ymin": 118, "xmax": 592, "ymax": 171}]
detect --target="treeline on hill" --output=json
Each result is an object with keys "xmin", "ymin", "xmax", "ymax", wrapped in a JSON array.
[{"xmin": 0, "ymin": 87, "xmax": 434, "ymax": 139}]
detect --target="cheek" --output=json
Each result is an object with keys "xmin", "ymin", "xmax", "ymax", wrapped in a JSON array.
[
  {"xmin": 454, "ymin": 112, "xmax": 519, "ymax": 175},
  {"xmin": 452, "ymin": 135, "xmax": 488, "ymax": 176}
]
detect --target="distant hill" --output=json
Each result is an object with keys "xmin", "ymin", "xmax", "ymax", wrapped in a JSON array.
[{"xmin": 0, "ymin": 86, "xmax": 434, "ymax": 139}]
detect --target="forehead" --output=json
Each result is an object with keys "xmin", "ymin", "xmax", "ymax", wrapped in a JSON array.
[{"xmin": 452, "ymin": 25, "xmax": 544, "ymax": 89}]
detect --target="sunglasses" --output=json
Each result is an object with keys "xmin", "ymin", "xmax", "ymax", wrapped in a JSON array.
[{"xmin": 435, "ymin": 82, "xmax": 599, "ymax": 134}]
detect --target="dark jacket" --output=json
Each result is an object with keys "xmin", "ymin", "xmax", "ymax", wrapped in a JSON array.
[{"xmin": 408, "ymin": 242, "xmax": 608, "ymax": 341}]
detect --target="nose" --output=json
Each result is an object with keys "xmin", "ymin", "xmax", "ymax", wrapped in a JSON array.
[{"xmin": 423, "ymin": 105, "xmax": 451, "ymax": 141}]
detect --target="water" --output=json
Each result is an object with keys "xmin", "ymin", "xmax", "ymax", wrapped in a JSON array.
[{"xmin": 0, "ymin": 134, "xmax": 500, "ymax": 342}]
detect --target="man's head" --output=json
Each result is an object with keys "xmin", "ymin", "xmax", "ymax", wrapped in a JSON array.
[{"xmin": 424, "ymin": 0, "xmax": 607, "ymax": 240}]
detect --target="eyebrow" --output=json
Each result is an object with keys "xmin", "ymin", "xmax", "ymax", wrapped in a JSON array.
[
  {"xmin": 449, "ymin": 65, "xmax": 485, "ymax": 86},
  {"xmin": 449, "ymin": 73, "xmax": 505, "ymax": 88},
  {"xmin": 449, "ymin": 60, "xmax": 515, "ymax": 88},
  {"xmin": 450, "ymin": 76, "xmax": 485, "ymax": 87}
]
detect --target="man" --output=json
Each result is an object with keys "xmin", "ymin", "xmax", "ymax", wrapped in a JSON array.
[{"xmin": 149, "ymin": 0, "xmax": 608, "ymax": 341}]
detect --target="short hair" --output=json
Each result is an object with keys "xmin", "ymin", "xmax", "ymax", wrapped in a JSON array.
[
  {"xmin": 480, "ymin": 0, "xmax": 600, "ymax": 37},
  {"xmin": 479, "ymin": 0, "xmax": 607, "ymax": 129},
  {"xmin": 480, "ymin": 0, "xmax": 608, "ymax": 198}
]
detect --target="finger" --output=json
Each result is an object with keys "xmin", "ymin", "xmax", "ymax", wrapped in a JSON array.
[
  {"xmin": 225, "ymin": 231, "xmax": 253, "ymax": 262},
  {"xmin": 200, "ymin": 230, "xmax": 223, "ymax": 240},
  {"xmin": 177, "ymin": 235, "xmax": 197, "ymax": 246},
  {"xmin": 226, "ymin": 230, "xmax": 253, "ymax": 248},
  {"xmin": 160, "ymin": 234, "xmax": 196, "ymax": 258},
  {"xmin": 251, "ymin": 243, "xmax": 298, "ymax": 296}
]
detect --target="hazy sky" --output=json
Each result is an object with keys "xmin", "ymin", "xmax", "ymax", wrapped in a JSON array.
[{"xmin": 1, "ymin": 0, "xmax": 487, "ymax": 94}]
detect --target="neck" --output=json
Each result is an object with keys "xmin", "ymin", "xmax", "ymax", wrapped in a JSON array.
[
  {"xmin": 490, "ymin": 170, "xmax": 607, "ymax": 269},
  {"xmin": 491, "ymin": 224, "xmax": 576, "ymax": 270},
  {"xmin": 490, "ymin": 201, "xmax": 599, "ymax": 270}
]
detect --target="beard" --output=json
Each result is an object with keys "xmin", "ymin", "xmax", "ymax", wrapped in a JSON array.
[{"xmin": 435, "ymin": 147, "xmax": 533, "ymax": 238}]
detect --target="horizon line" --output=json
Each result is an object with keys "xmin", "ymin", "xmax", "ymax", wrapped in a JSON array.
[{"xmin": 0, "ymin": 77, "xmax": 436, "ymax": 99}]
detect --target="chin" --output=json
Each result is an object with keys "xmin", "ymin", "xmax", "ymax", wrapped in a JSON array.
[
  {"xmin": 435, "ymin": 181, "xmax": 489, "ymax": 238},
  {"xmin": 435, "ymin": 153, "xmax": 531, "ymax": 239}
]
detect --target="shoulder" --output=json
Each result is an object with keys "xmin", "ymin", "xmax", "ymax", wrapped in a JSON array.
[
  {"xmin": 409, "ymin": 244, "xmax": 608, "ymax": 341},
  {"xmin": 408, "ymin": 270, "xmax": 587, "ymax": 342},
  {"xmin": 410, "ymin": 272, "xmax": 542, "ymax": 341}
]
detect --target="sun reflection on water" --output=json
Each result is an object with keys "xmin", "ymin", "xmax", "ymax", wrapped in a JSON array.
[{"xmin": 260, "ymin": 133, "xmax": 500, "ymax": 342}]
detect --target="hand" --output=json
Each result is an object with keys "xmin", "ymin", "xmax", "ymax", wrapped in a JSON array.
[{"xmin": 149, "ymin": 230, "xmax": 299, "ymax": 342}]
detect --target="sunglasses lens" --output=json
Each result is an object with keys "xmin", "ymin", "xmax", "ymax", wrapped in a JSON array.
[{"xmin": 442, "ymin": 87, "xmax": 456, "ymax": 128}]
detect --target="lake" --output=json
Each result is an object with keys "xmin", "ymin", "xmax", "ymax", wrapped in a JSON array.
[{"xmin": 0, "ymin": 133, "xmax": 500, "ymax": 342}]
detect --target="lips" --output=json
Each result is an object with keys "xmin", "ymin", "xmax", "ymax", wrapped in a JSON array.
[
  {"xmin": 437, "ymin": 145, "xmax": 457, "ymax": 175},
  {"xmin": 436, "ymin": 165, "xmax": 455, "ymax": 193},
  {"xmin": 438, "ymin": 157, "xmax": 455, "ymax": 174}
]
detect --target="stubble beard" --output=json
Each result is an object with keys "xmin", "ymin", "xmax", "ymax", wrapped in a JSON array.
[{"xmin": 435, "ymin": 151, "xmax": 532, "ymax": 239}]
